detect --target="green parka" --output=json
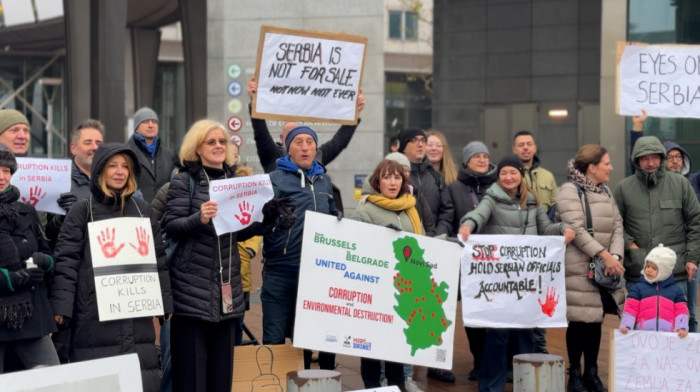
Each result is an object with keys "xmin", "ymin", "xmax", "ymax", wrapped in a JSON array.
[{"xmin": 613, "ymin": 136, "xmax": 700, "ymax": 283}]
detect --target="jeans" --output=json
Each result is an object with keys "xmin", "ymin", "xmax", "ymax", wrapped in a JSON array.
[
  {"xmin": 479, "ymin": 329, "xmax": 535, "ymax": 392},
  {"xmin": 0, "ymin": 335, "xmax": 59, "ymax": 373},
  {"xmin": 160, "ymin": 320, "xmax": 172, "ymax": 392}
]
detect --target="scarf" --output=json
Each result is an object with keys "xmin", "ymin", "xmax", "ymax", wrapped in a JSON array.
[
  {"xmin": 367, "ymin": 193, "xmax": 423, "ymax": 235},
  {"xmin": 133, "ymin": 133, "xmax": 158, "ymax": 158},
  {"xmin": 0, "ymin": 185, "xmax": 32, "ymax": 330}
]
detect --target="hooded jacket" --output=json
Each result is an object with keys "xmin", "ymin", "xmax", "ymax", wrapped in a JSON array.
[
  {"xmin": 127, "ymin": 134, "xmax": 176, "ymax": 203},
  {"xmin": 620, "ymin": 274, "xmax": 689, "ymax": 332},
  {"xmin": 613, "ymin": 136, "xmax": 700, "ymax": 283},
  {"xmin": 263, "ymin": 156, "xmax": 337, "ymax": 270},
  {"xmin": 557, "ymin": 160, "xmax": 625, "ymax": 323},
  {"xmin": 410, "ymin": 157, "xmax": 454, "ymax": 236},
  {"xmin": 51, "ymin": 143, "xmax": 172, "ymax": 392},
  {"xmin": 448, "ymin": 163, "xmax": 497, "ymax": 233},
  {"xmin": 522, "ymin": 155, "xmax": 558, "ymax": 212},
  {"xmin": 460, "ymin": 182, "xmax": 567, "ymax": 236}
]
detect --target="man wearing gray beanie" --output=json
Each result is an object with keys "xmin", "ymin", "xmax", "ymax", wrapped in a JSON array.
[
  {"xmin": 126, "ymin": 107, "xmax": 176, "ymax": 202},
  {"xmin": 0, "ymin": 109, "xmax": 30, "ymax": 156}
]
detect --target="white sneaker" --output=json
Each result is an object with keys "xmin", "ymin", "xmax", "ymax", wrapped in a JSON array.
[{"xmin": 404, "ymin": 376, "xmax": 424, "ymax": 392}]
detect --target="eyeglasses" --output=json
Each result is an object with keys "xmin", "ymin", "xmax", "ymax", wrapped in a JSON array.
[
  {"xmin": 409, "ymin": 136, "xmax": 427, "ymax": 144},
  {"xmin": 427, "ymin": 143, "xmax": 443, "ymax": 148},
  {"xmin": 667, "ymin": 154, "xmax": 683, "ymax": 161},
  {"xmin": 204, "ymin": 138, "xmax": 228, "ymax": 146},
  {"xmin": 471, "ymin": 153, "xmax": 489, "ymax": 161}
]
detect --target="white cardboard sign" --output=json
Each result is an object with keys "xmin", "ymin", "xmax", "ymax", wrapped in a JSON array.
[
  {"xmin": 11, "ymin": 157, "xmax": 71, "ymax": 214},
  {"xmin": 294, "ymin": 212, "xmax": 461, "ymax": 369},
  {"xmin": 461, "ymin": 235, "xmax": 567, "ymax": 328},
  {"xmin": 209, "ymin": 174, "xmax": 274, "ymax": 236},
  {"xmin": 88, "ymin": 217, "xmax": 164, "ymax": 321}
]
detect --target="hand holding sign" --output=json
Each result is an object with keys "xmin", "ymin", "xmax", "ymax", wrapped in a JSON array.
[
  {"xmin": 538, "ymin": 287, "xmax": 559, "ymax": 317},
  {"xmin": 21, "ymin": 185, "xmax": 46, "ymax": 206},
  {"xmin": 129, "ymin": 226, "xmax": 150, "ymax": 256},
  {"xmin": 97, "ymin": 227, "xmax": 125, "ymax": 259},
  {"xmin": 235, "ymin": 200, "xmax": 254, "ymax": 225}
]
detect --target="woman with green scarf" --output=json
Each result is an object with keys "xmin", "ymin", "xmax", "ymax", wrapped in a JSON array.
[{"xmin": 351, "ymin": 159, "xmax": 423, "ymax": 392}]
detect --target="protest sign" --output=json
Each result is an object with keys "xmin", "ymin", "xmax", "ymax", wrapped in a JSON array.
[
  {"xmin": 461, "ymin": 234, "xmax": 567, "ymax": 328},
  {"xmin": 293, "ymin": 211, "xmax": 461, "ymax": 369},
  {"xmin": 611, "ymin": 330, "xmax": 700, "ymax": 391},
  {"xmin": 209, "ymin": 174, "xmax": 274, "ymax": 236},
  {"xmin": 616, "ymin": 41, "xmax": 700, "ymax": 118},
  {"xmin": 0, "ymin": 353, "xmax": 142, "ymax": 392},
  {"xmin": 11, "ymin": 157, "xmax": 71, "ymax": 214},
  {"xmin": 350, "ymin": 388, "xmax": 400, "ymax": 392},
  {"xmin": 233, "ymin": 344, "xmax": 302, "ymax": 392},
  {"xmin": 88, "ymin": 217, "xmax": 164, "ymax": 321},
  {"xmin": 253, "ymin": 25, "xmax": 367, "ymax": 125}
]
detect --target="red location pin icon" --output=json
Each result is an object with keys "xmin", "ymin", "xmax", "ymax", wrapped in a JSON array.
[{"xmin": 403, "ymin": 245, "xmax": 412, "ymax": 261}]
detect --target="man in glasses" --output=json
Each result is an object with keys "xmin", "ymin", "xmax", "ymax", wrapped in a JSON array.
[{"xmin": 126, "ymin": 107, "xmax": 176, "ymax": 202}]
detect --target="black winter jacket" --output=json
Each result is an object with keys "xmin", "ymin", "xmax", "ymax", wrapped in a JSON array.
[
  {"xmin": 410, "ymin": 157, "xmax": 454, "ymax": 236},
  {"xmin": 50, "ymin": 143, "xmax": 172, "ymax": 392},
  {"xmin": 163, "ymin": 162, "xmax": 273, "ymax": 322},
  {"xmin": 448, "ymin": 163, "xmax": 497, "ymax": 233},
  {"xmin": 127, "ymin": 135, "xmax": 177, "ymax": 203}
]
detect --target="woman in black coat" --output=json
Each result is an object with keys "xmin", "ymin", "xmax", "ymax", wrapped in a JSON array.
[
  {"xmin": 163, "ymin": 119, "xmax": 282, "ymax": 392},
  {"xmin": 51, "ymin": 143, "xmax": 172, "ymax": 392},
  {"xmin": 0, "ymin": 145, "xmax": 58, "ymax": 372}
]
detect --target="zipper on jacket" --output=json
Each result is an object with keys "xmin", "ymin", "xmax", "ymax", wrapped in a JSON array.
[
  {"xmin": 283, "ymin": 228, "xmax": 292, "ymax": 255},
  {"xmin": 310, "ymin": 182, "xmax": 317, "ymax": 210},
  {"xmin": 656, "ymin": 283, "xmax": 660, "ymax": 331},
  {"xmin": 397, "ymin": 214, "xmax": 402, "ymax": 230}
]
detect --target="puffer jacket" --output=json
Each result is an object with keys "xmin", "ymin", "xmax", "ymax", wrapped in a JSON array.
[
  {"xmin": 263, "ymin": 156, "xmax": 337, "ymax": 271},
  {"xmin": 613, "ymin": 136, "xmax": 700, "ymax": 283},
  {"xmin": 448, "ymin": 163, "xmax": 497, "ymax": 233},
  {"xmin": 127, "ymin": 135, "xmax": 176, "ymax": 203},
  {"xmin": 51, "ymin": 143, "xmax": 173, "ymax": 392},
  {"xmin": 523, "ymin": 156, "xmax": 558, "ymax": 211},
  {"xmin": 557, "ymin": 160, "xmax": 625, "ymax": 323},
  {"xmin": 460, "ymin": 183, "xmax": 567, "ymax": 236},
  {"xmin": 410, "ymin": 157, "xmax": 454, "ymax": 236},
  {"xmin": 620, "ymin": 274, "xmax": 689, "ymax": 332},
  {"xmin": 351, "ymin": 179, "xmax": 423, "ymax": 233},
  {"xmin": 163, "ymin": 161, "xmax": 273, "ymax": 322}
]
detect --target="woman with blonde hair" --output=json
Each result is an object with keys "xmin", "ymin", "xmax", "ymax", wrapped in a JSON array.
[
  {"xmin": 163, "ymin": 119, "xmax": 288, "ymax": 392},
  {"xmin": 426, "ymin": 130, "xmax": 458, "ymax": 184},
  {"xmin": 51, "ymin": 143, "xmax": 172, "ymax": 391}
]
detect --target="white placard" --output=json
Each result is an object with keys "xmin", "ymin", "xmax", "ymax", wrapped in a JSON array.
[
  {"xmin": 88, "ymin": 217, "xmax": 164, "ymax": 321},
  {"xmin": 209, "ymin": 174, "xmax": 274, "ymax": 236},
  {"xmin": 11, "ymin": 158, "xmax": 71, "ymax": 214},
  {"xmin": 254, "ymin": 26, "xmax": 366, "ymax": 124},
  {"xmin": 612, "ymin": 330, "xmax": 700, "ymax": 390},
  {"xmin": 0, "ymin": 353, "xmax": 142, "ymax": 392},
  {"xmin": 461, "ymin": 235, "xmax": 567, "ymax": 328},
  {"xmin": 617, "ymin": 42, "xmax": 700, "ymax": 118},
  {"xmin": 350, "ymin": 388, "xmax": 401, "ymax": 392},
  {"xmin": 294, "ymin": 212, "xmax": 461, "ymax": 369}
]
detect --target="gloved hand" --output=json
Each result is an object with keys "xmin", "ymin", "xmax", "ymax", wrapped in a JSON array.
[
  {"xmin": 386, "ymin": 224, "xmax": 402, "ymax": 231},
  {"xmin": 277, "ymin": 214, "xmax": 296, "ymax": 230},
  {"xmin": 8, "ymin": 269, "xmax": 31, "ymax": 289},
  {"xmin": 57, "ymin": 192, "xmax": 78, "ymax": 213},
  {"xmin": 31, "ymin": 252, "xmax": 54, "ymax": 272},
  {"xmin": 262, "ymin": 197, "xmax": 297, "ymax": 223},
  {"xmin": 333, "ymin": 210, "xmax": 343, "ymax": 221},
  {"xmin": 28, "ymin": 268, "xmax": 45, "ymax": 283}
]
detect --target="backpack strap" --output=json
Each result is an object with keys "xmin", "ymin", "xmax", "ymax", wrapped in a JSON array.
[{"xmin": 572, "ymin": 182, "xmax": 593, "ymax": 236}]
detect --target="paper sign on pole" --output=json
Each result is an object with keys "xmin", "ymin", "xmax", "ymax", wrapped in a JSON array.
[
  {"xmin": 209, "ymin": 174, "xmax": 274, "ymax": 236},
  {"xmin": 611, "ymin": 330, "xmax": 700, "ymax": 391},
  {"xmin": 88, "ymin": 217, "xmax": 164, "ymax": 321},
  {"xmin": 294, "ymin": 211, "xmax": 461, "ymax": 369},
  {"xmin": 253, "ymin": 25, "xmax": 367, "ymax": 125},
  {"xmin": 616, "ymin": 41, "xmax": 700, "ymax": 118},
  {"xmin": 11, "ymin": 157, "xmax": 71, "ymax": 214},
  {"xmin": 461, "ymin": 234, "xmax": 567, "ymax": 328}
]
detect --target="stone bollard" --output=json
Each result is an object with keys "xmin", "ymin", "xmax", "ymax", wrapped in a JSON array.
[
  {"xmin": 287, "ymin": 369, "xmax": 342, "ymax": 392},
  {"xmin": 513, "ymin": 353, "xmax": 565, "ymax": 392}
]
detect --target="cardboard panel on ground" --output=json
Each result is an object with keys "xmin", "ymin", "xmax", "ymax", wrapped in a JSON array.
[{"xmin": 233, "ymin": 344, "xmax": 303, "ymax": 392}]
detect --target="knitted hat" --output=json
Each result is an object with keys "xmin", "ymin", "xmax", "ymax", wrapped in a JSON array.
[
  {"xmin": 644, "ymin": 244, "xmax": 676, "ymax": 283},
  {"xmin": 497, "ymin": 154, "xmax": 524, "ymax": 176},
  {"xmin": 462, "ymin": 141, "xmax": 490, "ymax": 165},
  {"xmin": 0, "ymin": 109, "xmax": 29, "ymax": 135},
  {"xmin": 0, "ymin": 143, "xmax": 17, "ymax": 174},
  {"xmin": 384, "ymin": 152, "xmax": 411, "ymax": 170},
  {"xmin": 285, "ymin": 126, "xmax": 318, "ymax": 151},
  {"xmin": 133, "ymin": 107, "xmax": 159, "ymax": 131},
  {"xmin": 397, "ymin": 128, "xmax": 425, "ymax": 153}
]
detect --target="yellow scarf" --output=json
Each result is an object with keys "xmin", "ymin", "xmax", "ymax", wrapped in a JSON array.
[{"xmin": 367, "ymin": 193, "xmax": 423, "ymax": 235}]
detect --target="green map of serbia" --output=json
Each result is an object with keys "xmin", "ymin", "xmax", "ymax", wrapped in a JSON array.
[{"xmin": 392, "ymin": 236, "xmax": 452, "ymax": 356}]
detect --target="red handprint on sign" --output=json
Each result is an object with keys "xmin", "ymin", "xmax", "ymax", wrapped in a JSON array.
[
  {"xmin": 129, "ymin": 226, "xmax": 150, "ymax": 256},
  {"xmin": 21, "ymin": 185, "xmax": 47, "ymax": 206},
  {"xmin": 97, "ymin": 227, "xmax": 125, "ymax": 259},
  {"xmin": 234, "ymin": 200, "xmax": 254, "ymax": 225},
  {"xmin": 538, "ymin": 286, "xmax": 560, "ymax": 317}
]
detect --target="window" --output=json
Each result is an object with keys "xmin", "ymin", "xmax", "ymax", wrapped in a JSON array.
[{"xmin": 389, "ymin": 10, "xmax": 418, "ymax": 41}]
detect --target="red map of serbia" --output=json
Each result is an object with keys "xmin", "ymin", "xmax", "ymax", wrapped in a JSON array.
[{"xmin": 392, "ymin": 236, "xmax": 452, "ymax": 355}]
